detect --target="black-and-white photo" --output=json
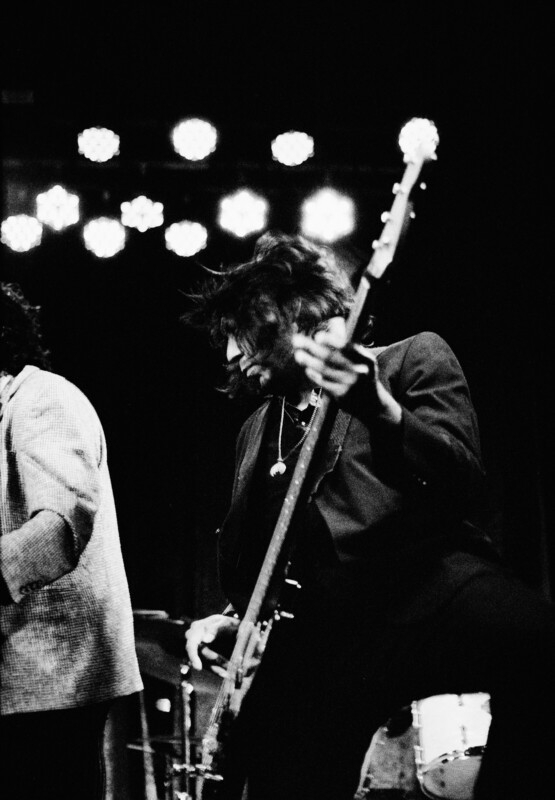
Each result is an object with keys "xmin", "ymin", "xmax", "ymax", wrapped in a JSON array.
[{"xmin": 1, "ymin": 5, "xmax": 552, "ymax": 799}]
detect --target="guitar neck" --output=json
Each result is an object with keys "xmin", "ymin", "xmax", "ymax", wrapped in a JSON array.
[
  {"xmin": 235, "ymin": 117, "xmax": 438, "ymax": 640},
  {"xmin": 240, "ymin": 391, "xmax": 332, "ymax": 627},
  {"xmin": 199, "ymin": 119, "xmax": 439, "ymax": 796},
  {"xmin": 239, "ymin": 178, "xmax": 417, "ymax": 631}
]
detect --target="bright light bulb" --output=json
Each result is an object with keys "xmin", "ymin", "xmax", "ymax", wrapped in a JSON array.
[
  {"xmin": 1, "ymin": 215, "xmax": 43, "ymax": 252},
  {"xmin": 218, "ymin": 189, "xmax": 268, "ymax": 238},
  {"xmin": 121, "ymin": 196, "xmax": 164, "ymax": 232},
  {"xmin": 83, "ymin": 217, "xmax": 126, "ymax": 258},
  {"xmin": 271, "ymin": 131, "xmax": 314, "ymax": 166},
  {"xmin": 36, "ymin": 185, "xmax": 80, "ymax": 231},
  {"xmin": 300, "ymin": 188, "xmax": 355, "ymax": 243},
  {"xmin": 165, "ymin": 221, "xmax": 208, "ymax": 256},
  {"xmin": 78, "ymin": 127, "xmax": 120, "ymax": 162},
  {"xmin": 171, "ymin": 118, "xmax": 218, "ymax": 161}
]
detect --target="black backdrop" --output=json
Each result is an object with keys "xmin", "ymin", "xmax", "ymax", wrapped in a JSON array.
[{"xmin": 1, "ymin": 4, "xmax": 552, "ymax": 621}]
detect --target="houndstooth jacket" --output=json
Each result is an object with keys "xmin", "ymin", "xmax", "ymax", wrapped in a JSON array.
[{"xmin": 0, "ymin": 366, "xmax": 142, "ymax": 715}]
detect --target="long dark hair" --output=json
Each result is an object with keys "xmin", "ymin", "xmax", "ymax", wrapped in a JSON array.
[
  {"xmin": 181, "ymin": 232, "xmax": 354, "ymax": 398},
  {"xmin": 0, "ymin": 282, "xmax": 51, "ymax": 375}
]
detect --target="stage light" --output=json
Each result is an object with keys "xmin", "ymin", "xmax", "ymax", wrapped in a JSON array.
[
  {"xmin": 300, "ymin": 188, "xmax": 355, "ymax": 243},
  {"xmin": 171, "ymin": 118, "xmax": 218, "ymax": 161},
  {"xmin": 77, "ymin": 127, "xmax": 120, "ymax": 162},
  {"xmin": 121, "ymin": 195, "xmax": 164, "ymax": 232},
  {"xmin": 36, "ymin": 185, "xmax": 80, "ymax": 231},
  {"xmin": 165, "ymin": 221, "xmax": 208, "ymax": 257},
  {"xmin": 271, "ymin": 131, "xmax": 314, "ymax": 166},
  {"xmin": 218, "ymin": 189, "xmax": 268, "ymax": 238},
  {"xmin": 1, "ymin": 214, "xmax": 43, "ymax": 252},
  {"xmin": 83, "ymin": 217, "xmax": 126, "ymax": 258}
]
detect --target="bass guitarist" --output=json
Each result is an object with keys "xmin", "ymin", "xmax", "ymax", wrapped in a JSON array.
[{"xmin": 183, "ymin": 231, "xmax": 555, "ymax": 800}]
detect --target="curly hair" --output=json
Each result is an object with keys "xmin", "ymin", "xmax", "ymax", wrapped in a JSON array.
[
  {"xmin": 181, "ymin": 232, "xmax": 355, "ymax": 398},
  {"xmin": 0, "ymin": 282, "xmax": 51, "ymax": 375},
  {"xmin": 183, "ymin": 232, "xmax": 355, "ymax": 343}
]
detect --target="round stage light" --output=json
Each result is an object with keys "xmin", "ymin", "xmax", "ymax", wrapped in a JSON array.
[
  {"xmin": 83, "ymin": 217, "xmax": 126, "ymax": 258},
  {"xmin": 1, "ymin": 215, "xmax": 43, "ymax": 252},
  {"xmin": 171, "ymin": 118, "xmax": 218, "ymax": 161},
  {"xmin": 78, "ymin": 127, "xmax": 120, "ymax": 162},
  {"xmin": 218, "ymin": 189, "xmax": 268, "ymax": 238}
]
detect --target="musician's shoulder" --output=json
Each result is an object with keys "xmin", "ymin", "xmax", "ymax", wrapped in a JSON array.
[
  {"xmin": 371, "ymin": 332, "xmax": 456, "ymax": 368},
  {"xmin": 373, "ymin": 331, "xmax": 449, "ymax": 354}
]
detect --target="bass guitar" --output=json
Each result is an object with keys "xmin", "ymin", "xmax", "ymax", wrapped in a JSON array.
[{"xmin": 197, "ymin": 117, "xmax": 440, "ymax": 799}]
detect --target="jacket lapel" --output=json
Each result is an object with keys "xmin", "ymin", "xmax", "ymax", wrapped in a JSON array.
[{"xmin": 232, "ymin": 397, "xmax": 272, "ymax": 503}]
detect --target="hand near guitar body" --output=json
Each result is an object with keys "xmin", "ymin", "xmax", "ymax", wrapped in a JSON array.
[
  {"xmin": 186, "ymin": 614, "xmax": 266, "ymax": 680},
  {"xmin": 293, "ymin": 316, "xmax": 402, "ymax": 425},
  {"xmin": 186, "ymin": 614, "xmax": 238, "ymax": 677}
]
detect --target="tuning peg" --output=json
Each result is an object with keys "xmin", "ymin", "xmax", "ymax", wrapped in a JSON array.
[
  {"xmin": 392, "ymin": 183, "xmax": 407, "ymax": 195},
  {"xmin": 419, "ymin": 182, "xmax": 427, "ymax": 190},
  {"xmin": 410, "ymin": 211, "xmax": 416, "ymax": 219},
  {"xmin": 380, "ymin": 211, "xmax": 391, "ymax": 223}
]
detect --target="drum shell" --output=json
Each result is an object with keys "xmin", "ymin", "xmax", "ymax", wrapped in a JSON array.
[{"xmin": 412, "ymin": 693, "xmax": 491, "ymax": 800}]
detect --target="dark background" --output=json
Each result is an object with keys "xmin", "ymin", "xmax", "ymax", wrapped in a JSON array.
[{"xmin": 1, "ymin": 4, "xmax": 552, "ymax": 625}]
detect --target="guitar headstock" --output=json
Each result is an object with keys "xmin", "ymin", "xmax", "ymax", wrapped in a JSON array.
[
  {"xmin": 365, "ymin": 117, "xmax": 439, "ymax": 281},
  {"xmin": 398, "ymin": 117, "xmax": 439, "ymax": 165}
]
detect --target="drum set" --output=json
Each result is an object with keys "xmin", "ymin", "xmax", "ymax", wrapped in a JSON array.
[
  {"xmin": 130, "ymin": 610, "xmax": 222, "ymax": 800},
  {"xmin": 132, "ymin": 610, "xmax": 492, "ymax": 800}
]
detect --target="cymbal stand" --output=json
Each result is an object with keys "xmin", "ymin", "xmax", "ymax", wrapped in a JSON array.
[{"xmin": 171, "ymin": 661, "xmax": 197, "ymax": 800}]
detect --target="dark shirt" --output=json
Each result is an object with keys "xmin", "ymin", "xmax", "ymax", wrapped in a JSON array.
[{"xmin": 229, "ymin": 396, "xmax": 337, "ymax": 615}]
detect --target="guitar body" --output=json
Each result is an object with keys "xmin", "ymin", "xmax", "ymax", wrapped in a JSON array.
[
  {"xmin": 198, "ymin": 702, "xmax": 244, "ymax": 800},
  {"xmin": 198, "ymin": 618, "xmax": 273, "ymax": 798}
]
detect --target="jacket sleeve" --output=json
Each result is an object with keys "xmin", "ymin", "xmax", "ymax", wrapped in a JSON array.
[
  {"xmin": 0, "ymin": 375, "xmax": 103, "ymax": 602},
  {"xmin": 378, "ymin": 331, "xmax": 486, "ymax": 507}
]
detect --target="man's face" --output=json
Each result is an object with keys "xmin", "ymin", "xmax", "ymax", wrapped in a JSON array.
[{"xmin": 225, "ymin": 322, "xmax": 306, "ymax": 399}]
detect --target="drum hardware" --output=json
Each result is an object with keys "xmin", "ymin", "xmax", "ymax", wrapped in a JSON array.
[
  {"xmin": 130, "ymin": 661, "xmax": 204, "ymax": 799},
  {"xmin": 131, "ymin": 610, "xmax": 224, "ymax": 799},
  {"xmin": 167, "ymin": 663, "xmax": 197, "ymax": 800},
  {"xmin": 161, "ymin": 658, "xmax": 227, "ymax": 797},
  {"xmin": 127, "ymin": 743, "xmax": 161, "ymax": 754}
]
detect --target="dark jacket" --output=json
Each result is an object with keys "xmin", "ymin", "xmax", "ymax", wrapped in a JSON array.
[{"xmin": 218, "ymin": 332, "xmax": 488, "ymax": 601}]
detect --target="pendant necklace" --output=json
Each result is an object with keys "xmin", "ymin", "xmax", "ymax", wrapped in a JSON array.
[{"xmin": 269, "ymin": 389, "xmax": 322, "ymax": 477}]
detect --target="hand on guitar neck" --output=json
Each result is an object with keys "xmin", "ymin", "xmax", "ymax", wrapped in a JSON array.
[{"xmin": 293, "ymin": 316, "xmax": 402, "ymax": 425}]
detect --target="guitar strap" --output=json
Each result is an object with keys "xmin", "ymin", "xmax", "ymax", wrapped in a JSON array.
[{"xmin": 329, "ymin": 406, "xmax": 352, "ymax": 451}]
